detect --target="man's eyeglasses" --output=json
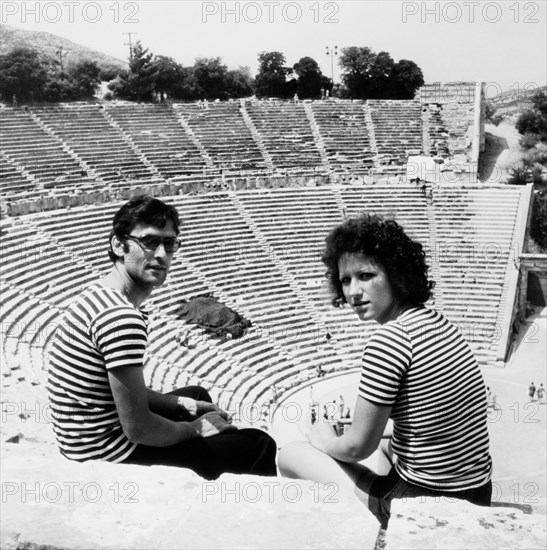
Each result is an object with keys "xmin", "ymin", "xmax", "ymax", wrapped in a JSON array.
[{"xmin": 125, "ymin": 235, "xmax": 181, "ymax": 253}]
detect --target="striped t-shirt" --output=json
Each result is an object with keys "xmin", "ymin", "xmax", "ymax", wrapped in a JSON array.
[
  {"xmin": 47, "ymin": 284, "xmax": 148, "ymax": 462},
  {"xmin": 359, "ymin": 306, "xmax": 492, "ymax": 491}
]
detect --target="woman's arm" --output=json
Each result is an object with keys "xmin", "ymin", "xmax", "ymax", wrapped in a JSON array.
[{"xmin": 309, "ymin": 395, "xmax": 392, "ymax": 462}]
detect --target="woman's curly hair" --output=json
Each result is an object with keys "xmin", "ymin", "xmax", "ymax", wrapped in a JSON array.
[{"xmin": 322, "ymin": 214, "xmax": 435, "ymax": 307}]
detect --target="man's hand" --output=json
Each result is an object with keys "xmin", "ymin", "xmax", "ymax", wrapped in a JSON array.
[
  {"xmin": 178, "ymin": 397, "xmax": 231, "ymax": 420},
  {"xmin": 190, "ymin": 411, "xmax": 238, "ymax": 438},
  {"xmin": 195, "ymin": 401, "xmax": 231, "ymax": 420}
]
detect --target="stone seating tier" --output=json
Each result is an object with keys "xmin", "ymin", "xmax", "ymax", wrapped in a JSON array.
[
  {"xmin": 0, "ymin": 184, "xmax": 530, "ymax": 404},
  {"xmin": 0, "ymin": 110, "xmax": 100, "ymax": 194},
  {"xmin": 1, "ymin": 98, "xmax": 482, "ymax": 199},
  {"xmin": 31, "ymin": 105, "xmax": 158, "ymax": 183},
  {"xmin": 174, "ymin": 102, "xmax": 269, "ymax": 173}
]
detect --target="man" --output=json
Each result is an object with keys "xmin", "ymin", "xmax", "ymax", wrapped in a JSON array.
[{"xmin": 47, "ymin": 195, "xmax": 276, "ymax": 479}]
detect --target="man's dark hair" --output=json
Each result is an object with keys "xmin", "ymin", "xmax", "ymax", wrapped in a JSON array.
[
  {"xmin": 108, "ymin": 195, "xmax": 180, "ymax": 263},
  {"xmin": 321, "ymin": 214, "xmax": 434, "ymax": 307}
]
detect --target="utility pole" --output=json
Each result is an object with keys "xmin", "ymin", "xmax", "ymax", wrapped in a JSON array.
[
  {"xmin": 123, "ymin": 32, "xmax": 136, "ymax": 63},
  {"xmin": 56, "ymin": 47, "xmax": 67, "ymax": 73},
  {"xmin": 325, "ymin": 45, "xmax": 338, "ymax": 87}
]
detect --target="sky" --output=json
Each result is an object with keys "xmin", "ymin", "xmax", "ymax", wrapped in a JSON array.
[{"xmin": 1, "ymin": 0, "xmax": 546, "ymax": 97}]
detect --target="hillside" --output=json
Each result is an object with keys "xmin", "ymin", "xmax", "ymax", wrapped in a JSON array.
[
  {"xmin": 491, "ymin": 84, "xmax": 547, "ymax": 118},
  {"xmin": 0, "ymin": 24, "xmax": 126, "ymax": 74}
]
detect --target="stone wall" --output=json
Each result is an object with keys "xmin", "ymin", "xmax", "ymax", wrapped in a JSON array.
[{"xmin": 5, "ymin": 174, "xmax": 331, "ymax": 216}]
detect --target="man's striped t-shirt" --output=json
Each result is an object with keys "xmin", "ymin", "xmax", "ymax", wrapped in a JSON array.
[
  {"xmin": 47, "ymin": 284, "xmax": 148, "ymax": 462},
  {"xmin": 358, "ymin": 306, "xmax": 492, "ymax": 491}
]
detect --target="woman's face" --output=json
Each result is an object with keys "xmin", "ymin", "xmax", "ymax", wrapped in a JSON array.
[{"xmin": 338, "ymin": 252, "xmax": 400, "ymax": 324}]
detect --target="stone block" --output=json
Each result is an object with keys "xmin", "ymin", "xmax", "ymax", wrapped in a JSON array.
[{"xmin": 386, "ymin": 497, "xmax": 546, "ymax": 549}]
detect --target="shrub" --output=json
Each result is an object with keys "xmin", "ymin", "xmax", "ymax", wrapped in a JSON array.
[
  {"xmin": 520, "ymin": 133, "xmax": 542, "ymax": 149},
  {"xmin": 530, "ymin": 189, "xmax": 547, "ymax": 250},
  {"xmin": 507, "ymin": 163, "xmax": 530, "ymax": 185},
  {"xmin": 491, "ymin": 113, "xmax": 504, "ymax": 126}
]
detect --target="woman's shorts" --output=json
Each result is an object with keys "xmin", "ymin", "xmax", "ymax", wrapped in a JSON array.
[{"xmin": 361, "ymin": 467, "xmax": 492, "ymax": 529}]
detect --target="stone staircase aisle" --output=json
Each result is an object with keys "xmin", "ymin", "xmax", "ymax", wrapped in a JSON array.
[{"xmin": 239, "ymin": 100, "xmax": 274, "ymax": 172}]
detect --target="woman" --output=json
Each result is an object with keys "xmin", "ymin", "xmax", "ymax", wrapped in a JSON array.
[{"xmin": 278, "ymin": 215, "xmax": 492, "ymax": 528}]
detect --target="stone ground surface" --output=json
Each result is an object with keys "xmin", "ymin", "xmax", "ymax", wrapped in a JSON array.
[
  {"xmin": 479, "ymin": 121, "xmax": 523, "ymax": 183},
  {"xmin": 1, "ymin": 310, "xmax": 546, "ymax": 549},
  {"xmin": 1, "ymin": 440, "xmax": 379, "ymax": 550}
]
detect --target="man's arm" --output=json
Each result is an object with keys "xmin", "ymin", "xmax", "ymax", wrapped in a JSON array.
[
  {"xmin": 146, "ymin": 388, "xmax": 230, "ymax": 421},
  {"xmin": 308, "ymin": 395, "xmax": 391, "ymax": 462},
  {"xmin": 146, "ymin": 388, "xmax": 179, "ymax": 420},
  {"xmin": 108, "ymin": 366, "xmax": 235, "ymax": 446}
]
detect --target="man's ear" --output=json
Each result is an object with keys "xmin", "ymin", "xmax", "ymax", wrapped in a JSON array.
[{"xmin": 111, "ymin": 235, "xmax": 128, "ymax": 259}]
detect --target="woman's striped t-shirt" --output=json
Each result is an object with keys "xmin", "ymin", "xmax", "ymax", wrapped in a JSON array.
[
  {"xmin": 358, "ymin": 306, "xmax": 492, "ymax": 491},
  {"xmin": 47, "ymin": 284, "xmax": 148, "ymax": 462}
]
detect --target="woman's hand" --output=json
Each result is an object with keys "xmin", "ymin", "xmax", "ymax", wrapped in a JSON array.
[{"xmin": 308, "ymin": 420, "xmax": 339, "ymax": 452}]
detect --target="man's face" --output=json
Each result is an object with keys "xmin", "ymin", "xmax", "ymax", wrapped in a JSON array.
[{"xmin": 121, "ymin": 220, "xmax": 178, "ymax": 288}]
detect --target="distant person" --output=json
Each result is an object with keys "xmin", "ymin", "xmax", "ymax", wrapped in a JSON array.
[
  {"xmin": 529, "ymin": 382, "xmax": 536, "ymax": 402},
  {"xmin": 279, "ymin": 214, "xmax": 492, "ymax": 529},
  {"xmin": 537, "ymin": 384, "xmax": 544, "ymax": 405},
  {"xmin": 338, "ymin": 395, "xmax": 345, "ymax": 418},
  {"xmin": 486, "ymin": 387, "xmax": 498, "ymax": 412},
  {"xmin": 47, "ymin": 195, "xmax": 276, "ymax": 480}
]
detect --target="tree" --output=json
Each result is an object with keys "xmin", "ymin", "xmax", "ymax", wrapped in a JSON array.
[
  {"xmin": 153, "ymin": 55, "xmax": 185, "ymax": 101},
  {"xmin": 128, "ymin": 42, "xmax": 157, "ymax": 102},
  {"xmin": 68, "ymin": 60, "xmax": 101, "ymax": 99},
  {"xmin": 338, "ymin": 46, "xmax": 376, "ymax": 98},
  {"xmin": 170, "ymin": 66, "xmax": 200, "ymax": 100},
  {"xmin": 100, "ymin": 63, "xmax": 123, "ymax": 82},
  {"xmin": 293, "ymin": 56, "xmax": 323, "ymax": 99},
  {"xmin": 255, "ymin": 51, "xmax": 291, "ymax": 98},
  {"xmin": 368, "ymin": 51, "xmax": 395, "ymax": 98},
  {"xmin": 531, "ymin": 189, "xmax": 547, "ymax": 250},
  {"xmin": 108, "ymin": 41, "xmax": 157, "ymax": 101},
  {"xmin": 388, "ymin": 59, "xmax": 424, "ymax": 99},
  {"xmin": 0, "ymin": 47, "xmax": 48, "ymax": 102},
  {"xmin": 192, "ymin": 57, "xmax": 231, "ymax": 99},
  {"xmin": 509, "ymin": 92, "xmax": 547, "ymax": 250},
  {"xmin": 225, "ymin": 67, "xmax": 253, "ymax": 98},
  {"xmin": 516, "ymin": 91, "xmax": 547, "ymax": 145},
  {"xmin": 339, "ymin": 46, "xmax": 423, "ymax": 99}
]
